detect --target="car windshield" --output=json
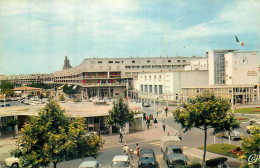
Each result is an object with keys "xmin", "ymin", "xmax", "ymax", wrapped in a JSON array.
[
  {"xmin": 168, "ymin": 148, "xmax": 182, "ymax": 154},
  {"xmin": 111, "ymin": 161, "xmax": 129, "ymax": 167},
  {"xmin": 140, "ymin": 153, "xmax": 153, "ymax": 158}
]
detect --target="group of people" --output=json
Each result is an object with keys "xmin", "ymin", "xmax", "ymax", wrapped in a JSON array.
[
  {"xmin": 123, "ymin": 143, "xmax": 140, "ymax": 161},
  {"xmin": 156, "ymin": 106, "xmax": 169, "ymax": 117},
  {"xmin": 145, "ymin": 114, "xmax": 158, "ymax": 129}
]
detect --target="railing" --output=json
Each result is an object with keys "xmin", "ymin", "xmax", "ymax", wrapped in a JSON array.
[
  {"xmin": 82, "ymin": 75, "xmax": 121, "ymax": 79},
  {"xmin": 83, "ymin": 83, "xmax": 128, "ymax": 87}
]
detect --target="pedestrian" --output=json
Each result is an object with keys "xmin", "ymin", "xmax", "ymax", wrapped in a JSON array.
[
  {"xmin": 146, "ymin": 118, "xmax": 150, "ymax": 129},
  {"xmin": 136, "ymin": 143, "xmax": 140, "ymax": 160},
  {"xmin": 146, "ymin": 116, "xmax": 149, "ymax": 121},
  {"xmin": 154, "ymin": 118, "xmax": 158, "ymax": 128},
  {"xmin": 162, "ymin": 121, "xmax": 166, "ymax": 132},
  {"xmin": 165, "ymin": 106, "xmax": 168, "ymax": 116},
  {"xmin": 123, "ymin": 144, "xmax": 130, "ymax": 156},
  {"xmin": 156, "ymin": 108, "xmax": 159, "ymax": 117},
  {"xmin": 162, "ymin": 107, "xmax": 165, "ymax": 117},
  {"xmin": 130, "ymin": 149, "xmax": 134, "ymax": 160}
]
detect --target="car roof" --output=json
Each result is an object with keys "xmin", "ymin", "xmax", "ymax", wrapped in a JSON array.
[
  {"xmin": 112, "ymin": 155, "xmax": 129, "ymax": 162},
  {"xmin": 166, "ymin": 145, "xmax": 182, "ymax": 149},
  {"xmin": 79, "ymin": 161, "xmax": 98, "ymax": 167}
]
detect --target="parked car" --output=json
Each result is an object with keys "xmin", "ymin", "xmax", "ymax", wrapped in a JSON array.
[
  {"xmin": 138, "ymin": 147, "xmax": 156, "ymax": 168},
  {"xmin": 78, "ymin": 161, "xmax": 102, "ymax": 168},
  {"xmin": 221, "ymin": 130, "xmax": 242, "ymax": 140},
  {"xmin": 111, "ymin": 155, "xmax": 132, "ymax": 168},
  {"xmin": 142, "ymin": 102, "xmax": 150, "ymax": 107},
  {"xmin": 5, "ymin": 157, "xmax": 19, "ymax": 168},
  {"xmin": 163, "ymin": 145, "xmax": 187, "ymax": 167},
  {"xmin": 249, "ymin": 118, "xmax": 260, "ymax": 125}
]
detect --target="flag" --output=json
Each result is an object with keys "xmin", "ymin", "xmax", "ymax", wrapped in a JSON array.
[{"xmin": 235, "ymin": 35, "xmax": 244, "ymax": 46}]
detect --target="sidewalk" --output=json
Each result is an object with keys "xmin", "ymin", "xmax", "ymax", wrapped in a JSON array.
[
  {"xmin": 184, "ymin": 148, "xmax": 240, "ymax": 163},
  {"xmin": 102, "ymin": 121, "xmax": 177, "ymax": 149}
]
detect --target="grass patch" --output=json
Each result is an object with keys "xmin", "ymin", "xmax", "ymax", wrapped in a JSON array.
[
  {"xmin": 197, "ymin": 143, "xmax": 239, "ymax": 158},
  {"xmin": 17, "ymin": 108, "xmax": 30, "ymax": 111},
  {"xmin": 229, "ymin": 107, "xmax": 260, "ymax": 114}
]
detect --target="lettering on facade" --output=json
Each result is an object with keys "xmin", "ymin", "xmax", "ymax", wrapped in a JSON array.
[
  {"xmin": 247, "ymin": 71, "xmax": 257, "ymax": 76},
  {"xmin": 248, "ymin": 154, "xmax": 260, "ymax": 165}
]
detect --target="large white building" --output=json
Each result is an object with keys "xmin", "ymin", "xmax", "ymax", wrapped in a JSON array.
[{"xmin": 135, "ymin": 50, "xmax": 259, "ymax": 104}]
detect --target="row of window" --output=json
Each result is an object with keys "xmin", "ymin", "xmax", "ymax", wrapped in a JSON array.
[
  {"xmin": 141, "ymin": 75, "xmax": 162, "ymax": 81},
  {"xmin": 140, "ymin": 85, "xmax": 163, "ymax": 94},
  {"xmin": 125, "ymin": 65, "xmax": 185, "ymax": 69},
  {"xmin": 91, "ymin": 59, "xmax": 187, "ymax": 64}
]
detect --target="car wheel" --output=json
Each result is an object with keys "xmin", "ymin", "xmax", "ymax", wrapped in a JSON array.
[
  {"xmin": 11, "ymin": 163, "xmax": 19, "ymax": 168},
  {"xmin": 247, "ymin": 130, "xmax": 250, "ymax": 134}
]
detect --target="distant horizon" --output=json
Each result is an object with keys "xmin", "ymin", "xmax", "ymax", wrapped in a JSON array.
[{"xmin": 1, "ymin": 0, "xmax": 259, "ymax": 75}]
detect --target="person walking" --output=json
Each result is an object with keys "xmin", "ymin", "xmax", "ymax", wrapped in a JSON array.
[
  {"xmin": 154, "ymin": 118, "xmax": 158, "ymax": 128},
  {"xmin": 136, "ymin": 143, "xmax": 140, "ymax": 160},
  {"xmin": 165, "ymin": 106, "xmax": 168, "ymax": 117},
  {"xmin": 162, "ymin": 107, "xmax": 165, "ymax": 117},
  {"xmin": 130, "ymin": 149, "xmax": 134, "ymax": 160},
  {"xmin": 162, "ymin": 121, "xmax": 166, "ymax": 132},
  {"xmin": 146, "ymin": 118, "xmax": 150, "ymax": 129},
  {"xmin": 156, "ymin": 108, "xmax": 159, "ymax": 117},
  {"xmin": 123, "ymin": 144, "xmax": 130, "ymax": 156}
]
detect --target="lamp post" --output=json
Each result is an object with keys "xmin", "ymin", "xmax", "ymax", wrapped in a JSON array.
[{"xmin": 3, "ymin": 94, "xmax": 6, "ymax": 107}]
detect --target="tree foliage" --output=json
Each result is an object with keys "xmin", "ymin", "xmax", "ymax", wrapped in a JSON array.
[
  {"xmin": 173, "ymin": 91, "xmax": 239, "ymax": 167},
  {"xmin": 63, "ymin": 84, "xmax": 78, "ymax": 94},
  {"xmin": 28, "ymin": 82, "xmax": 54, "ymax": 89},
  {"xmin": 11, "ymin": 99, "xmax": 103, "ymax": 168},
  {"xmin": 7, "ymin": 118, "xmax": 19, "ymax": 139},
  {"xmin": 105, "ymin": 96, "xmax": 135, "ymax": 128},
  {"xmin": 59, "ymin": 94, "xmax": 65, "ymax": 101},
  {"xmin": 0, "ymin": 81, "xmax": 14, "ymax": 97},
  {"xmin": 239, "ymin": 125, "xmax": 260, "ymax": 167}
]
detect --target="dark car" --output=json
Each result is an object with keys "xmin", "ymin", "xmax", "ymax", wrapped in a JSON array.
[
  {"xmin": 163, "ymin": 145, "xmax": 187, "ymax": 168},
  {"xmin": 142, "ymin": 102, "xmax": 150, "ymax": 107},
  {"xmin": 138, "ymin": 148, "xmax": 156, "ymax": 168}
]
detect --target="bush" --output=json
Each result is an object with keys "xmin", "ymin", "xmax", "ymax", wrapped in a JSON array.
[
  {"xmin": 179, "ymin": 163, "xmax": 201, "ymax": 168},
  {"xmin": 206, "ymin": 157, "xmax": 227, "ymax": 167},
  {"xmin": 73, "ymin": 98, "xmax": 81, "ymax": 102},
  {"xmin": 94, "ymin": 101, "xmax": 107, "ymax": 105}
]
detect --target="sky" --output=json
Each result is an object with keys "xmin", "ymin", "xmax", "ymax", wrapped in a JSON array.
[{"xmin": 0, "ymin": 0, "xmax": 259, "ymax": 75}]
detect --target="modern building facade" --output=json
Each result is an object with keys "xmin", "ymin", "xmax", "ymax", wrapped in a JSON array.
[
  {"xmin": 135, "ymin": 50, "xmax": 259, "ymax": 104},
  {"xmin": 0, "ymin": 74, "xmax": 54, "ymax": 84},
  {"xmin": 53, "ymin": 56, "xmax": 202, "ymax": 98}
]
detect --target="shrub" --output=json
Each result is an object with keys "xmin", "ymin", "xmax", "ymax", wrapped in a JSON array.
[
  {"xmin": 206, "ymin": 157, "xmax": 227, "ymax": 167},
  {"xmin": 179, "ymin": 163, "xmax": 201, "ymax": 168},
  {"xmin": 94, "ymin": 101, "xmax": 107, "ymax": 105}
]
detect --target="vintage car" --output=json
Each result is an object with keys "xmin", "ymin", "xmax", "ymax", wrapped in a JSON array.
[
  {"xmin": 78, "ymin": 161, "xmax": 102, "ymax": 168},
  {"xmin": 163, "ymin": 145, "xmax": 187, "ymax": 167},
  {"xmin": 221, "ymin": 130, "xmax": 242, "ymax": 140},
  {"xmin": 111, "ymin": 155, "xmax": 132, "ymax": 168},
  {"xmin": 138, "ymin": 147, "xmax": 156, "ymax": 168},
  {"xmin": 5, "ymin": 157, "xmax": 19, "ymax": 168}
]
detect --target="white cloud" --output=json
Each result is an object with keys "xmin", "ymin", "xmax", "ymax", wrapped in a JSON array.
[{"xmin": 174, "ymin": 0, "xmax": 260, "ymax": 40}]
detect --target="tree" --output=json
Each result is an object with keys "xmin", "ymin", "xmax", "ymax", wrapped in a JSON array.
[
  {"xmin": 0, "ymin": 81, "xmax": 14, "ymax": 97},
  {"xmin": 59, "ymin": 94, "xmax": 65, "ymax": 101},
  {"xmin": 7, "ymin": 118, "xmax": 19, "ymax": 139},
  {"xmin": 105, "ymin": 96, "xmax": 135, "ymax": 142},
  {"xmin": 239, "ymin": 125, "xmax": 260, "ymax": 168},
  {"xmin": 173, "ymin": 91, "xmax": 239, "ymax": 167},
  {"xmin": 11, "ymin": 99, "xmax": 103, "ymax": 168}
]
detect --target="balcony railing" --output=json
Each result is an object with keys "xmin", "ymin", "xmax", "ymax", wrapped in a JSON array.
[
  {"xmin": 82, "ymin": 75, "xmax": 121, "ymax": 79},
  {"xmin": 83, "ymin": 82, "xmax": 128, "ymax": 87}
]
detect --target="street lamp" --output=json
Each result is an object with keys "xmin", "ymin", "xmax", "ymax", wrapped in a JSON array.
[{"xmin": 3, "ymin": 94, "xmax": 6, "ymax": 107}]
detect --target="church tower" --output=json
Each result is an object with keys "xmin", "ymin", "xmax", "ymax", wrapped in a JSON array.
[{"xmin": 63, "ymin": 56, "xmax": 72, "ymax": 70}]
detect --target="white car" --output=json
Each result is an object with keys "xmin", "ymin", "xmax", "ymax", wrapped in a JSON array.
[
  {"xmin": 111, "ymin": 155, "xmax": 133, "ymax": 168},
  {"xmin": 79, "ymin": 161, "xmax": 102, "ymax": 168},
  {"xmin": 5, "ymin": 157, "xmax": 19, "ymax": 168},
  {"xmin": 222, "ymin": 130, "xmax": 242, "ymax": 140}
]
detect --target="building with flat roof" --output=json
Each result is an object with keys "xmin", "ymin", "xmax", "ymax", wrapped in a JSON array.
[
  {"xmin": 134, "ymin": 50, "xmax": 259, "ymax": 105},
  {"xmin": 0, "ymin": 73, "xmax": 54, "ymax": 84}
]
